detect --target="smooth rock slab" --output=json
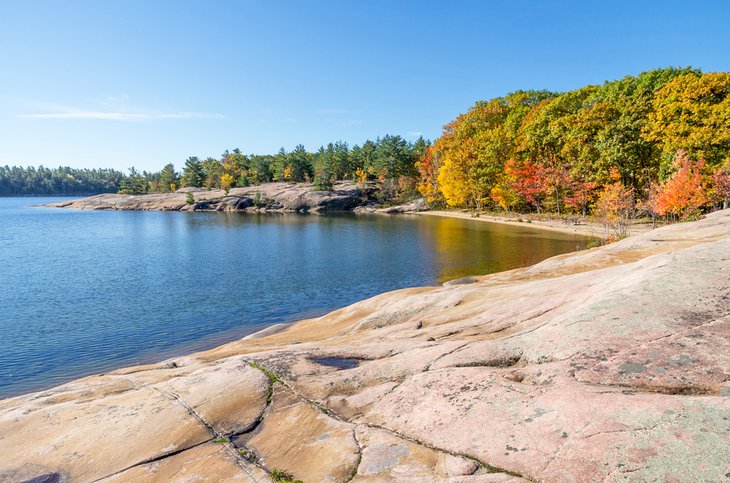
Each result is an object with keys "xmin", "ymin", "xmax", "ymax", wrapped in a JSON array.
[
  {"xmin": 352, "ymin": 425, "xmax": 480, "ymax": 482},
  {"xmin": 155, "ymin": 357, "xmax": 270, "ymax": 435},
  {"xmin": 364, "ymin": 367, "xmax": 730, "ymax": 481},
  {"xmin": 0, "ymin": 386, "xmax": 211, "ymax": 481},
  {"xmin": 242, "ymin": 384, "xmax": 359, "ymax": 483},
  {"xmin": 100, "ymin": 442, "xmax": 270, "ymax": 482}
]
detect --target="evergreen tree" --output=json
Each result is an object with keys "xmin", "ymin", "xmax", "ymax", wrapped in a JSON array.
[
  {"xmin": 288, "ymin": 144, "xmax": 313, "ymax": 182},
  {"xmin": 159, "ymin": 163, "xmax": 178, "ymax": 192},
  {"xmin": 182, "ymin": 157, "xmax": 205, "ymax": 188},
  {"xmin": 118, "ymin": 167, "xmax": 146, "ymax": 195}
]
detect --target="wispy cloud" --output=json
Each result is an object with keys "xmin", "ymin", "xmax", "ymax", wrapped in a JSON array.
[
  {"xmin": 18, "ymin": 110, "xmax": 224, "ymax": 121},
  {"xmin": 407, "ymin": 131, "xmax": 424, "ymax": 137}
]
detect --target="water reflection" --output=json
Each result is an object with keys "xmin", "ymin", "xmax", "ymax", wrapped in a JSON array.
[{"xmin": 420, "ymin": 217, "xmax": 587, "ymax": 282}]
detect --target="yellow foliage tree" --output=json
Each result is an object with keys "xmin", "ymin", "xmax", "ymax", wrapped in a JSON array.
[
  {"xmin": 645, "ymin": 72, "xmax": 730, "ymax": 169},
  {"xmin": 220, "ymin": 173, "xmax": 234, "ymax": 194}
]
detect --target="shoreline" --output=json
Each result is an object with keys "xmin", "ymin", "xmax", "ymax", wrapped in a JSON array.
[
  {"xmin": 43, "ymin": 185, "xmax": 652, "ymax": 239},
  {"xmin": 416, "ymin": 209, "xmax": 653, "ymax": 237},
  {"xmin": 0, "ymin": 320, "xmax": 296, "ymax": 401},
  {"xmin": 0, "ymin": 206, "xmax": 590, "ymax": 401},
  {"xmin": 1, "ymin": 205, "xmax": 631, "ymax": 400}
]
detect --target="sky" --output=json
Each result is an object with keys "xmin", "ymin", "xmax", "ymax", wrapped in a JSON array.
[{"xmin": 1, "ymin": 0, "xmax": 729, "ymax": 172}]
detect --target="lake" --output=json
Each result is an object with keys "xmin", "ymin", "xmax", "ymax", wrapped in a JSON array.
[{"xmin": 0, "ymin": 197, "xmax": 590, "ymax": 398}]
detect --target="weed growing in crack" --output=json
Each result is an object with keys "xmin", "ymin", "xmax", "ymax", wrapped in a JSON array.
[
  {"xmin": 270, "ymin": 467, "xmax": 302, "ymax": 483},
  {"xmin": 345, "ymin": 455, "xmax": 361, "ymax": 482},
  {"xmin": 213, "ymin": 437, "xmax": 229, "ymax": 443},
  {"xmin": 249, "ymin": 361, "xmax": 287, "ymax": 403},
  {"xmin": 249, "ymin": 362, "xmax": 282, "ymax": 384}
]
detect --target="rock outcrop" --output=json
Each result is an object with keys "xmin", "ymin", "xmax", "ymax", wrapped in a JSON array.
[
  {"xmin": 1, "ymin": 210, "xmax": 729, "ymax": 482},
  {"xmin": 47, "ymin": 181, "xmax": 377, "ymax": 213},
  {"xmin": 354, "ymin": 197, "xmax": 430, "ymax": 215}
]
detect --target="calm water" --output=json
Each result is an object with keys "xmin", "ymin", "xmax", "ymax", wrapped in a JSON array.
[{"xmin": 0, "ymin": 197, "xmax": 589, "ymax": 398}]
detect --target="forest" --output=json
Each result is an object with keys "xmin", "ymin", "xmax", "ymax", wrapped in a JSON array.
[
  {"xmin": 117, "ymin": 134, "xmax": 429, "ymax": 204},
  {"xmin": 0, "ymin": 165, "xmax": 123, "ymax": 196},
  {"xmin": 417, "ymin": 67, "xmax": 730, "ymax": 228},
  {"xmin": 2, "ymin": 68, "xmax": 728, "ymax": 230},
  {"xmin": 0, "ymin": 135, "xmax": 428, "ymax": 204}
]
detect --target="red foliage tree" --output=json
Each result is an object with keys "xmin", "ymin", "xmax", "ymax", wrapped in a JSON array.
[
  {"xmin": 541, "ymin": 164, "xmax": 572, "ymax": 215},
  {"xmin": 416, "ymin": 146, "xmax": 443, "ymax": 205},
  {"xmin": 650, "ymin": 150, "xmax": 709, "ymax": 220},
  {"xmin": 503, "ymin": 158, "xmax": 547, "ymax": 212},
  {"xmin": 564, "ymin": 179, "xmax": 598, "ymax": 217}
]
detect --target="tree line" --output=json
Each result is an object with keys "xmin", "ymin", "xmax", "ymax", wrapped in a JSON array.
[
  {"xmin": 0, "ymin": 165, "xmax": 123, "ymax": 196},
  {"xmin": 1, "ymin": 135, "xmax": 429, "ymax": 201},
  {"xmin": 416, "ymin": 67, "xmax": 730, "ymax": 229},
  {"xmin": 119, "ymin": 135, "xmax": 430, "ymax": 203}
]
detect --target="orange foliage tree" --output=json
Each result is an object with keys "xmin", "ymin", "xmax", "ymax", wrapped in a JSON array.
[
  {"xmin": 594, "ymin": 168, "xmax": 634, "ymax": 241},
  {"xmin": 650, "ymin": 150, "xmax": 709, "ymax": 220},
  {"xmin": 416, "ymin": 146, "xmax": 443, "ymax": 205}
]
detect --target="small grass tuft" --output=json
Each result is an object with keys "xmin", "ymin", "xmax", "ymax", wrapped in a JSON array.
[
  {"xmin": 269, "ymin": 468, "xmax": 302, "ymax": 483},
  {"xmin": 213, "ymin": 436, "xmax": 229, "ymax": 443}
]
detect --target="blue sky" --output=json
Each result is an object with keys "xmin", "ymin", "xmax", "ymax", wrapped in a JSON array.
[{"xmin": 1, "ymin": 0, "xmax": 728, "ymax": 172}]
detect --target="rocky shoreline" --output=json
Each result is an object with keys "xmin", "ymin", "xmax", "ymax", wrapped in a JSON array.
[
  {"xmin": 43, "ymin": 183, "xmax": 640, "ymax": 239},
  {"xmin": 1, "ymin": 210, "xmax": 729, "ymax": 482},
  {"xmin": 45, "ymin": 181, "xmax": 424, "ymax": 214}
]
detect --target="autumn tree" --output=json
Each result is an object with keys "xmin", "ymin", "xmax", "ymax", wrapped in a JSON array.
[
  {"xmin": 645, "ymin": 72, "xmax": 730, "ymax": 171},
  {"xmin": 434, "ymin": 91, "xmax": 553, "ymax": 209},
  {"xmin": 650, "ymin": 150, "xmax": 709, "ymax": 221},
  {"xmin": 564, "ymin": 178, "xmax": 598, "ymax": 217},
  {"xmin": 220, "ymin": 173, "xmax": 234, "ymax": 194},
  {"xmin": 416, "ymin": 145, "xmax": 443, "ymax": 205},
  {"xmin": 502, "ymin": 158, "xmax": 547, "ymax": 212},
  {"xmin": 489, "ymin": 175, "xmax": 520, "ymax": 211},
  {"xmin": 582, "ymin": 67, "xmax": 695, "ymax": 192},
  {"xmin": 594, "ymin": 168, "xmax": 634, "ymax": 241},
  {"xmin": 711, "ymin": 162, "xmax": 730, "ymax": 210}
]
